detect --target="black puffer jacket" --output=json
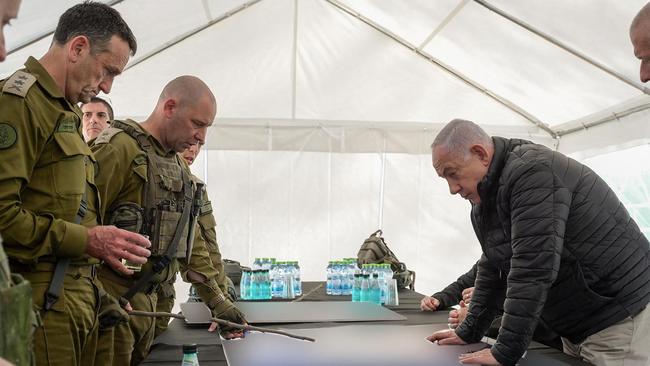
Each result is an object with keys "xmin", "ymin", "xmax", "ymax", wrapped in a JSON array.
[
  {"xmin": 432, "ymin": 262, "xmax": 478, "ymax": 309},
  {"xmin": 454, "ymin": 137, "xmax": 650, "ymax": 366}
]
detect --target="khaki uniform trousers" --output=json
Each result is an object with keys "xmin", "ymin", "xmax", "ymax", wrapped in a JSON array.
[
  {"xmin": 22, "ymin": 266, "xmax": 100, "ymax": 366},
  {"xmin": 562, "ymin": 305, "xmax": 650, "ymax": 366},
  {"xmin": 153, "ymin": 282, "xmax": 175, "ymax": 339},
  {"xmin": 98, "ymin": 277, "xmax": 157, "ymax": 366}
]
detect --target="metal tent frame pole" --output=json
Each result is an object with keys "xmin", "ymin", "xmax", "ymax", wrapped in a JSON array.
[
  {"xmin": 124, "ymin": 0, "xmax": 263, "ymax": 72},
  {"xmin": 474, "ymin": 0, "xmax": 649, "ymax": 95},
  {"xmin": 7, "ymin": 0, "xmax": 126, "ymax": 56},
  {"xmin": 325, "ymin": 0, "xmax": 556, "ymax": 138}
]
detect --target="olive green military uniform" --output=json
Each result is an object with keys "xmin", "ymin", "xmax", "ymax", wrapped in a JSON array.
[
  {"xmin": 91, "ymin": 119, "xmax": 243, "ymax": 366},
  {"xmin": 0, "ymin": 234, "xmax": 37, "ymax": 366},
  {"xmin": 0, "ymin": 57, "xmax": 102, "ymax": 366},
  {"xmin": 153, "ymin": 180, "xmax": 232, "ymax": 338}
]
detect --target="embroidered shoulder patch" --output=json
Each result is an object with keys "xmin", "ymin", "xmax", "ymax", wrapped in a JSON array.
[
  {"xmin": 56, "ymin": 118, "xmax": 77, "ymax": 133},
  {"xmin": 2, "ymin": 71, "xmax": 37, "ymax": 98},
  {"xmin": 0, "ymin": 123, "xmax": 18, "ymax": 149}
]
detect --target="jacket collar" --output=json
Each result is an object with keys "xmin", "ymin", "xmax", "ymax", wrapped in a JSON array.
[
  {"xmin": 477, "ymin": 137, "xmax": 506, "ymax": 203},
  {"xmin": 476, "ymin": 136, "xmax": 534, "ymax": 204}
]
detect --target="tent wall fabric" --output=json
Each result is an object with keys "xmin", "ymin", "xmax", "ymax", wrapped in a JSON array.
[{"xmin": 3, "ymin": 0, "xmax": 650, "ymax": 298}]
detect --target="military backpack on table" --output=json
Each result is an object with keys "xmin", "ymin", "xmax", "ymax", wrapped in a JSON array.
[{"xmin": 357, "ymin": 230, "xmax": 416, "ymax": 290}]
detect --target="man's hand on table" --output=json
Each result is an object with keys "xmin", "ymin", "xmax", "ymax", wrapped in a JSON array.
[
  {"xmin": 420, "ymin": 296, "xmax": 441, "ymax": 311},
  {"xmin": 208, "ymin": 305, "xmax": 248, "ymax": 339},
  {"xmin": 459, "ymin": 348, "xmax": 502, "ymax": 365},
  {"xmin": 426, "ymin": 328, "xmax": 466, "ymax": 345},
  {"xmin": 448, "ymin": 299, "xmax": 468, "ymax": 329},
  {"xmin": 461, "ymin": 287, "xmax": 474, "ymax": 303},
  {"xmin": 209, "ymin": 321, "xmax": 246, "ymax": 339},
  {"xmin": 427, "ymin": 329, "xmax": 502, "ymax": 365}
]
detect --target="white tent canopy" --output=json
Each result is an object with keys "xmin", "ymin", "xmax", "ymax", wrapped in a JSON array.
[{"xmin": 3, "ymin": 0, "xmax": 649, "ymax": 298}]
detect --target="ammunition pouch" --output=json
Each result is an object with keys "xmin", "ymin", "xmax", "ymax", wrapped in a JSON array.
[
  {"xmin": 152, "ymin": 208, "xmax": 190, "ymax": 258},
  {"xmin": 107, "ymin": 202, "xmax": 144, "ymax": 234}
]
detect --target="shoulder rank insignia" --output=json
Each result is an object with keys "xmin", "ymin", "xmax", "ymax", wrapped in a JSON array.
[
  {"xmin": 2, "ymin": 71, "xmax": 37, "ymax": 98},
  {"xmin": 93, "ymin": 127, "xmax": 123, "ymax": 145}
]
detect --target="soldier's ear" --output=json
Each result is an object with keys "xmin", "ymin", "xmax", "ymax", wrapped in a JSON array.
[
  {"xmin": 162, "ymin": 98, "xmax": 177, "ymax": 117},
  {"xmin": 68, "ymin": 35, "xmax": 90, "ymax": 62}
]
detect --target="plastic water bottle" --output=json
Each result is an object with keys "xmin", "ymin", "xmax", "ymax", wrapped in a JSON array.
[
  {"xmin": 272, "ymin": 262, "xmax": 284, "ymax": 298},
  {"xmin": 336, "ymin": 261, "xmax": 344, "ymax": 295},
  {"xmin": 250, "ymin": 270, "xmax": 260, "ymax": 300},
  {"xmin": 346, "ymin": 260, "xmax": 355, "ymax": 295},
  {"xmin": 252, "ymin": 258, "xmax": 262, "ymax": 270},
  {"xmin": 326, "ymin": 261, "xmax": 334, "ymax": 295},
  {"xmin": 181, "ymin": 344, "xmax": 200, "ymax": 366},
  {"xmin": 263, "ymin": 269, "xmax": 272, "ymax": 299},
  {"xmin": 271, "ymin": 261, "xmax": 281, "ymax": 298},
  {"xmin": 360, "ymin": 274, "xmax": 370, "ymax": 302},
  {"xmin": 332, "ymin": 261, "xmax": 342, "ymax": 295},
  {"xmin": 240, "ymin": 270, "xmax": 251, "ymax": 300},
  {"xmin": 188, "ymin": 285, "xmax": 200, "ymax": 302},
  {"xmin": 352, "ymin": 273, "xmax": 362, "ymax": 302},
  {"xmin": 370, "ymin": 273, "xmax": 381, "ymax": 304},
  {"xmin": 339, "ymin": 260, "xmax": 349, "ymax": 296},
  {"xmin": 380, "ymin": 264, "xmax": 392, "ymax": 304},
  {"xmin": 292, "ymin": 261, "xmax": 302, "ymax": 296},
  {"xmin": 283, "ymin": 264, "xmax": 295, "ymax": 299}
]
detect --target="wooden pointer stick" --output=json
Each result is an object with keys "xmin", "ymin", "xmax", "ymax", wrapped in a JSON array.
[{"xmin": 128, "ymin": 310, "xmax": 316, "ymax": 342}]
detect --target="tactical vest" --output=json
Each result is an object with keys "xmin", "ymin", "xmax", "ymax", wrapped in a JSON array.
[{"xmin": 105, "ymin": 120, "xmax": 195, "ymax": 260}]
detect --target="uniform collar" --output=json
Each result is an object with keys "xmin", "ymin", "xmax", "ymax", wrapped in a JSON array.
[
  {"xmin": 25, "ymin": 56, "xmax": 64, "ymax": 99},
  {"xmin": 24, "ymin": 56, "xmax": 79, "ymax": 114}
]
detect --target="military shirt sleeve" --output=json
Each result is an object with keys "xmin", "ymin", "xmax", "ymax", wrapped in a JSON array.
[
  {"xmin": 197, "ymin": 209, "xmax": 229, "ymax": 293},
  {"xmin": 179, "ymin": 225, "xmax": 231, "ymax": 311},
  {"xmin": 0, "ymin": 94, "xmax": 87, "ymax": 260},
  {"xmin": 91, "ymin": 134, "xmax": 140, "ymax": 217}
]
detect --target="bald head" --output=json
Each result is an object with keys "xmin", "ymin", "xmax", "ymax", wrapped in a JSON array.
[
  {"xmin": 158, "ymin": 75, "xmax": 216, "ymax": 110},
  {"xmin": 631, "ymin": 3, "xmax": 650, "ymax": 83},
  {"xmin": 143, "ymin": 75, "xmax": 216, "ymax": 152},
  {"xmin": 632, "ymin": 3, "xmax": 650, "ymax": 32},
  {"xmin": 431, "ymin": 119, "xmax": 493, "ymax": 160}
]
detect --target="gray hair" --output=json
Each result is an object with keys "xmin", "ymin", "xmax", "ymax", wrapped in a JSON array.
[{"xmin": 431, "ymin": 119, "xmax": 492, "ymax": 159}]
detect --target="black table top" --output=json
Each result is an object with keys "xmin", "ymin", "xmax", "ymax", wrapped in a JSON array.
[{"xmin": 142, "ymin": 282, "xmax": 586, "ymax": 365}]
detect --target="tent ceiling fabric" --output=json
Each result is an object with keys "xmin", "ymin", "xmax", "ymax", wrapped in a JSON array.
[{"xmin": 2, "ymin": 0, "xmax": 648, "ymax": 154}]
